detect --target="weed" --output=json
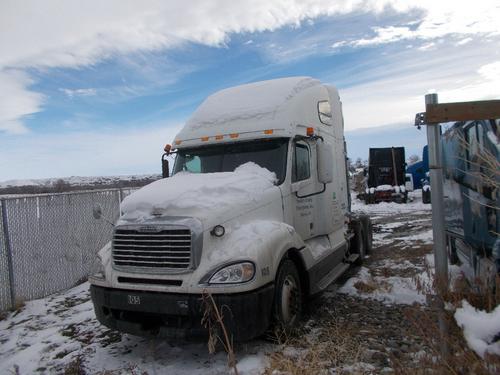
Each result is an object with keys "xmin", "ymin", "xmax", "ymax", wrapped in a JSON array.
[
  {"xmin": 9, "ymin": 299, "xmax": 25, "ymax": 317},
  {"xmin": 63, "ymin": 356, "xmax": 86, "ymax": 375},
  {"xmin": 201, "ymin": 290, "xmax": 239, "ymax": 375}
]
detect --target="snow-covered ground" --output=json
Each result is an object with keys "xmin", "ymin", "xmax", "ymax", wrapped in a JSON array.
[
  {"xmin": 1, "ymin": 189, "xmax": 498, "ymax": 373},
  {"xmin": 0, "ymin": 174, "xmax": 160, "ymax": 189},
  {"xmin": 0, "ymin": 282, "xmax": 269, "ymax": 374}
]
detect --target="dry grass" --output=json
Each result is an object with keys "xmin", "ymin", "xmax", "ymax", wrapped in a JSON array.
[
  {"xmin": 201, "ymin": 290, "xmax": 239, "ymax": 375},
  {"xmin": 353, "ymin": 280, "xmax": 378, "ymax": 294},
  {"xmin": 9, "ymin": 299, "xmax": 25, "ymax": 316},
  {"xmin": 264, "ymin": 316, "xmax": 367, "ymax": 375},
  {"xmin": 353, "ymin": 274, "xmax": 392, "ymax": 295},
  {"xmin": 394, "ymin": 305, "xmax": 500, "ymax": 375},
  {"xmin": 63, "ymin": 356, "xmax": 86, "ymax": 375},
  {"xmin": 407, "ymin": 259, "xmax": 500, "ymax": 374}
]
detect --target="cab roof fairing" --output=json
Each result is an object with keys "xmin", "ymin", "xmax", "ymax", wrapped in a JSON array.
[{"xmin": 172, "ymin": 77, "xmax": 340, "ymax": 148}]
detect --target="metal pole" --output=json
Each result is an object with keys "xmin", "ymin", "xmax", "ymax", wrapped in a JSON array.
[
  {"xmin": 425, "ymin": 93, "xmax": 449, "ymax": 291},
  {"xmin": 1, "ymin": 200, "xmax": 16, "ymax": 309},
  {"xmin": 424, "ymin": 93, "xmax": 449, "ymax": 361}
]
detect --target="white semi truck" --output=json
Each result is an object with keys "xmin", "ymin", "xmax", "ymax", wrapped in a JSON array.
[{"xmin": 89, "ymin": 77, "xmax": 372, "ymax": 340}]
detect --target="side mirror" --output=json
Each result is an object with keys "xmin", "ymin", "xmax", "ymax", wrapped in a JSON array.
[
  {"xmin": 162, "ymin": 154, "xmax": 170, "ymax": 178},
  {"xmin": 92, "ymin": 204, "xmax": 103, "ymax": 220},
  {"xmin": 317, "ymin": 141, "xmax": 333, "ymax": 183}
]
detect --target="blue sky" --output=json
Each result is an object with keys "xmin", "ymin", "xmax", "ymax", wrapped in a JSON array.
[{"xmin": 1, "ymin": 1, "xmax": 499, "ymax": 181}]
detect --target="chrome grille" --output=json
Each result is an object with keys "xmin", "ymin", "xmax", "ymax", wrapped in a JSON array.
[{"xmin": 112, "ymin": 228, "xmax": 192, "ymax": 269}]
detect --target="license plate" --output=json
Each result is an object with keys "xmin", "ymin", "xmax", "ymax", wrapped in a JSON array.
[{"xmin": 127, "ymin": 295, "xmax": 141, "ymax": 305}]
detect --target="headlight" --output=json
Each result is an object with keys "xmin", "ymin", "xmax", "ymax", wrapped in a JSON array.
[
  {"xmin": 208, "ymin": 262, "xmax": 255, "ymax": 284},
  {"xmin": 90, "ymin": 255, "xmax": 106, "ymax": 280}
]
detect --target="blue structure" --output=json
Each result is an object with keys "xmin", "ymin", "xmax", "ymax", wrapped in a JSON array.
[
  {"xmin": 406, "ymin": 145, "xmax": 429, "ymax": 189},
  {"xmin": 442, "ymin": 119, "xmax": 499, "ymax": 282}
]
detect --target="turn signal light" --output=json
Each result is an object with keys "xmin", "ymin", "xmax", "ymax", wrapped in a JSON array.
[
  {"xmin": 164, "ymin": 144, "xmax": 172, "ymax": 154},
  {"xmin": 307, "ymin": 127, "xmax": 314, "ymax": 136}
]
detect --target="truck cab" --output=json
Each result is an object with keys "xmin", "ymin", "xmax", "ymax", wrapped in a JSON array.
[{"xmin": 89, "ymin": 77, "xmax": 371, "ymax": 340}]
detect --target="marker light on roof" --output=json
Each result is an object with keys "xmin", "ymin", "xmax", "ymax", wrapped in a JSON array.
[
  {"xmin": 215, "ymin": 135, "xmax": 223, "ymax": 140},
  {"xmin": 201, "ymin": 136, "xmax": 209, "ymax": 141},
  {"xmin": 264, "ymin": 129, "xmax": 274, "ymax": 135},
  {"xmin": 230, "ymin": 133, "xmax": 239, "ymax": 138},
  {"xmin": 175, "ymin": 140, "xmax": 182, "ymax": 145}
]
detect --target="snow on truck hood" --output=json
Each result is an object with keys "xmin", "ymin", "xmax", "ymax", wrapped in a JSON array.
[{"xmin": 120, "ymin": 162, "xmax": 278, "ymax": 224}]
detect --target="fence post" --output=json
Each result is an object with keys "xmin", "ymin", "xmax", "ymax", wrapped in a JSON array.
[{"xmin": 1, "ymin": 199, "xmax": 16, "ymax": 309}]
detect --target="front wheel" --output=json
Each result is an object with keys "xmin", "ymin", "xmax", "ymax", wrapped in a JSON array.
[{"xmin": 273, "ymin": 259, "xmax": 302, "ymax": 332}]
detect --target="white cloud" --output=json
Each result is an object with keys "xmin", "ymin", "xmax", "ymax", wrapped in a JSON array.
[
  {"xmin": 59, "ymin": 88, "xmax": 97, "ymax": 98},
  {"xmin": 336, "ymin": 44, "xmax": 500, "ymax": 131},
  {"xmin": 348, "ymin": 1, "xmax": 499, "ymax": 47},
  {"xmin": 0, "ymin": 0, "xmax": 499, "ymax": 134},
  {"xmin": 0, "ymin": 69, "xmax": 44, "ymax": 134}
]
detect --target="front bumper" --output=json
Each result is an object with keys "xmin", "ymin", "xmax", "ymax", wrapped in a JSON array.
[{"xmin": 90, "ymin": 283, "xmax": 274, "ymax": 341}]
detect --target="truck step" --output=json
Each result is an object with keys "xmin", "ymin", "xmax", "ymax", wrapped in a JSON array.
[
  {"xmin": 316, "ymin": 263, "xmax": 350, "ymax": 291},
  {"xmin": 345, "ymin": 254, "xmax": 360, "ymax": 264}
]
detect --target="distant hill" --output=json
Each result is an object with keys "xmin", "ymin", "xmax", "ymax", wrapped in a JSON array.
[{"xmin": 0, "ymin": 174, "xmax": 162, "ymax": 195}]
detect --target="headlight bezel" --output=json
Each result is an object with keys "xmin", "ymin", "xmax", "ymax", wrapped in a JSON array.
[{"xmin": 202, "ymin": 261, "xmax": 256, "ymax": 285}]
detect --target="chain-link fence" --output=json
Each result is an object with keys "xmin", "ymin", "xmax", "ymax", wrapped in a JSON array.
[{"xmin": 0, "ymin": 188, "xmax": 135, "ymax": 311}]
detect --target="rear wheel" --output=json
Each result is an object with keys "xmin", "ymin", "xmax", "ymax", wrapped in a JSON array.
[
  {"xmin": 352, "ymin": 222, "xmax": 366, "ymax": 266},
  {"xmin": 273, "ymin": 259, "xmax": 302, "ymax": 332},
  {"xmin": 359, "ymin": 215, "xmax": 373, "ymax": 255},
  {"xmin": 422, "ymin": 189, "xmax": 431, "ymax": 204}
]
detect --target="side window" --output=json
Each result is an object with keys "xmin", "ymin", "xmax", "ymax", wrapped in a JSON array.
[
  {"xmin": 318, "ymin": 100, "xmax": 332, "ymax": 125},
  {"xmin": 184, "ymin": 156, "xmax": 201, "ymax": 173},
  {"xmin": 292, "ymin": 143, "xmax": 310, "ymax": 182}
]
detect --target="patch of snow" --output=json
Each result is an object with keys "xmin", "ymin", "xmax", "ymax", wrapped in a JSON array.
[
  {"xmin": 0, "ymin": 282, "xmax": 271, "ymax": 374},
  {"xmin": 205, "ymin": 220, "xmax": 287, "ymax": 264},
  {"xmin": 121, "ymin": 162, "xmax": 277, "ymax": 221},
  {"xmin": 338, "ymin": 267, "xmax": 427, "ymax": 305},
  {"xmin": 454, "ymin": 300, "xmax": 500, "ymax": 358},
  {"xmin": 394, "ymin": 229, "xmax": 433, "ymax": 244},
  {"xmin": 351, "ymin": 191, "xmax": 430, "ymax": 215},
  {"xmin": 183, "ymin": 77, "xmax": 319, "ymax": 131},
  {"xmin": 375, "ymin": 185, "xmax": 393, "ymax": 192}
]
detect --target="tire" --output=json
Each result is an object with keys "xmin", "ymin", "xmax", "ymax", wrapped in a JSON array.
[
  {"xmin": 273, "ymin": 259, "xmax": 303, "ymax": 332},
  {"xmin": 359, "ymin": 215, "xmax": 373, "ymax": 255},
  {"xmin": 422, "ymin": 189, "xmax": 431, "ymax": 204},
  {"xmin": 352, "ymin": 221, "xmax": 366, "ymax": 266},
  {"xmin": 365, "ymin": 193, "xmax": 373, "ymax": 205}
]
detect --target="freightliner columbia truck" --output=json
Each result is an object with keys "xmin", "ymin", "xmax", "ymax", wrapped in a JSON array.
[{"xmin": 89, "ymin": 77, "xmax": 372, "ymax": 340}]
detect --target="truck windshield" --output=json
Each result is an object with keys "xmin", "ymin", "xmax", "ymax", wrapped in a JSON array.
[{"xmin": 173, "ymin": 138, "xmax": 288, "ymax": 185}]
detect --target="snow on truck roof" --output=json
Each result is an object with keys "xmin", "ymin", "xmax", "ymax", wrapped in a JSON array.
[{"xmin": 174, "ymin": 76, "xmax": 337, "ymax": 147}]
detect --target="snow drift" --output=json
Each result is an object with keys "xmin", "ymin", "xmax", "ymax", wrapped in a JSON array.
[{"xmin": 121, "ymin": 162, "xmax": 277, "ymax": 221}]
